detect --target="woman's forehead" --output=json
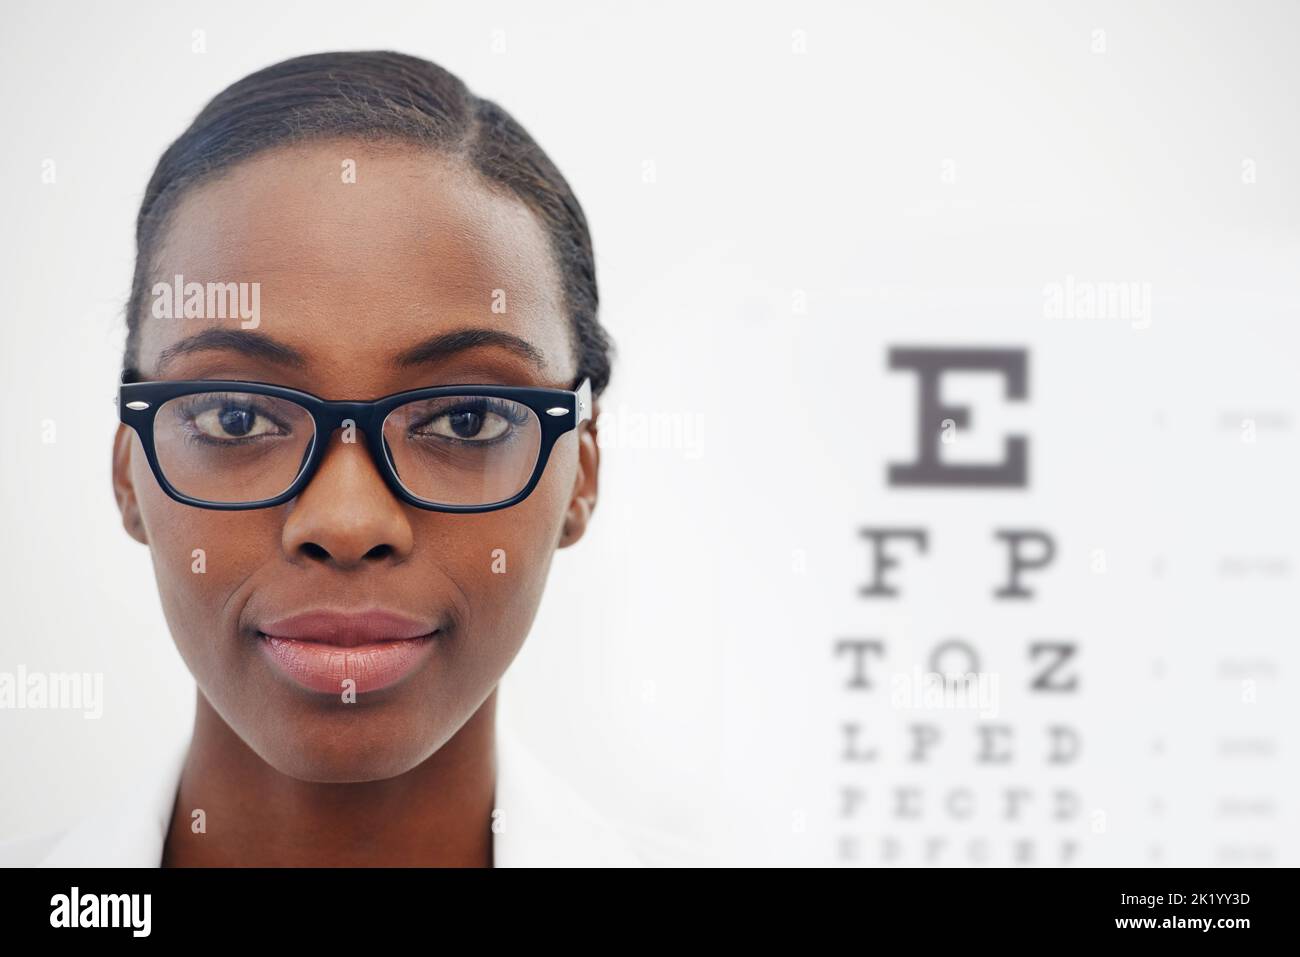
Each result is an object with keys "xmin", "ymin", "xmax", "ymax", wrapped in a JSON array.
[{"xmin": 136, "ymin": 140, "xmax": 572, "ymax": 388}]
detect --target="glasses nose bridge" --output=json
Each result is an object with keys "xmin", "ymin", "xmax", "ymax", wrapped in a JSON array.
[
  {"xmin": 302, "ymin": 398, "xmax": 395, "ymax": 490},
  {"xmin": 306, "ymin": 400, "xmax": 391, "ymax": 476},
  {"xmin": 315, "ymin": 398, "xmax": 385, "ymax": 438}
]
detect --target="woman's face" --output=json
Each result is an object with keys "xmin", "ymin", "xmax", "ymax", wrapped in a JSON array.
[{"xmin": 111, "ymin": 140, "xmax": 599, "ymax": 782}]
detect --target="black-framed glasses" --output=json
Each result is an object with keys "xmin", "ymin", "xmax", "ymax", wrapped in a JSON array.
[{"xmin": 117, "ymin": 372, "xmax": 592, "ymax": 512}]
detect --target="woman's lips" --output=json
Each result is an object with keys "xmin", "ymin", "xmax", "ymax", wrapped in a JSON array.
[{"xmin": 256, "ymin": 608, "xmax": 439, "ymax": 695}]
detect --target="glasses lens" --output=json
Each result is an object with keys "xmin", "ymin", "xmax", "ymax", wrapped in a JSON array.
[
  {"xmin": 153, "ymin": 391, "xmax": 316, "ymax": 504},
  {"xmin": 382, "ymin": 395, "xmax": 542, "ymax": 506}
]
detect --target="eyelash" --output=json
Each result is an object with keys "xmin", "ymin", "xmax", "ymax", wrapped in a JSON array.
[
  {"xmin": 408, "ymin": 397, "xmax": 532, "ymax": 445},
  {"xmin": 173, "ymin": 397, "xmax": 292, "ymax": 446}
]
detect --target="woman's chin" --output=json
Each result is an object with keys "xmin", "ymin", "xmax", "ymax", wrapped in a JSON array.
[{"xmin": 254, "ymin": 732, "xmax": 439, "ymax": 783}]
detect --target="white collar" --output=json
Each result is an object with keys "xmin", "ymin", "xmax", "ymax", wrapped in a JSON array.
[{"xmin": 29, "ymin": 723, "xmax": 646, "ymax": 867}]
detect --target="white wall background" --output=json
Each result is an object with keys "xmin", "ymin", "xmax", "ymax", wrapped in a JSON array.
[{"xmin": 1, "ymin": 0, "xmax": 1296, "ymax": 865}]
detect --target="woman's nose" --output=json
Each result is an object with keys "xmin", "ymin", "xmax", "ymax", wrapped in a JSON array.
[{"xmin": 280, "ymin": 430, "xmax": 414, "ymax": 567}]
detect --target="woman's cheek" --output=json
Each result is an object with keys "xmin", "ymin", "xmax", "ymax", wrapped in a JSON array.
[
  {"xmin": 448, "ymin": 504, "xmax": 561, "ymax": 657},
  {"xmin": 138, "ymin": 485, "xmax": 262, "ymax": 656},
  {"xmin": 441, "ymin": 440, "xmax": 573, "ymax": 610}
]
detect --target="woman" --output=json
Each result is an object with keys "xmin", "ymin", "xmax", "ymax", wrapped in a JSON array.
[{"xmin": 1, "ymin": 50, "xmax": 664, "ymax": 867}]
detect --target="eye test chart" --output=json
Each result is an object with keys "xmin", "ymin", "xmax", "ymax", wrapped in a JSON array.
[
  {"xmin": 680, "ymin": 7, "xmax": 1299, "ymax": 866},
  {"xmin": 705, "ymin": 236, "xmax": 1296, "ymax": 867}
]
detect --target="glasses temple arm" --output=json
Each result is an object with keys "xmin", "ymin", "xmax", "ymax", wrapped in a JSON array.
[{"xmin": 575, "ymin": 377, "xmax": 592, "ymax": 426}]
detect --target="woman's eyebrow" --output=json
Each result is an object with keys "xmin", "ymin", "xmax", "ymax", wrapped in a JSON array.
[
  {"xmin": 393, "ymin": 328, "xmax": 547, "ymax": 372},
  {"xmin": 150, "ymin": 327, "xmax": 546, "ymax": 377},
  {"xmin": 154, "ymin": 328, "xmax": 307, "ymax": 376}
]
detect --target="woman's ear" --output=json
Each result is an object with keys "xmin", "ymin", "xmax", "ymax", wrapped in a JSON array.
[
  {"xmin": 111, "ymin": 424, "xmax": 149, "ymax": 545},
  {"xmin": 557, "ymin": 402, "xmax": 600, "ymax": 549}
]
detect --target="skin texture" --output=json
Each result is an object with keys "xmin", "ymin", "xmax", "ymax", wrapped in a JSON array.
[{"xmin": 110, "ymin": 139, "xmax": 601, "ymax": 866}]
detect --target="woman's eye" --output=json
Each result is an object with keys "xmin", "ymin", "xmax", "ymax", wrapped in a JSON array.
[
  {"xmin": 418, "ymin": 407, "xmax": 511, "ymax": 442},
  {"xmin": 191, "ymin": 404, "xmax": 279, "ymax": 440}
]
